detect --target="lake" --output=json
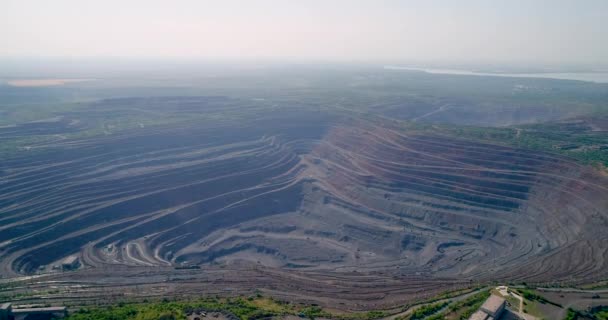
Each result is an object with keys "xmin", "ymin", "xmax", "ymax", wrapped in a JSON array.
[{"xmin": 384, "ymin": 66, "xmax": 608, "ymax": 83}]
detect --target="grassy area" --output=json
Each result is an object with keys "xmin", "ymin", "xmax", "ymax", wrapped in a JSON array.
[
  {"xmin": 564, "ymin": 308, "xmax": 582, "ymax": 320},
  {"xmin": 55, "ymin": 286, "xmax": 484, "ymax": 320},
  {"xmin": 67, "ymin": 297, "xmax": 297, "ymax": 320},
  {"xmin": 430, "ymin": 118, "xmax": 608, "ymax": 168},
  {"xmin": 3, "ymin": 287, "xmax": 488, "ymax": 320},
  {"xmin": 360, "ymin": 104, "xmax": 608, "ymax": 169},
  {"xmin": 506, "ymin": 288, "xmax": 564, "ymax": 319},
  {"xmin": 580, "ymin": 280, "xmax": 608, "ymax": 290},
  {"xmin": 425, "ymin": 287, "xmax": 482, "ymax": 303},
  {"xmin": 64, "ymin": 295, "xmax": 393, "ymax": 320},
  {"xmin": 396, "ymin": 301, "xmax": 449, "ymax": 320},
  {"xmin": 562, "ymin": 306, "xmax": 608, "ymax": 320},
  {"xmin": 443, "ymin": 290, "xmax": 491, "ymax": 320},
  {"xmin": 490, "ymin": 289, "xmax": 519, "ymax": 311},
  {"xmin": 0, "ymin": 101, "xmax": 87, "ymax": 126},
  {"xmin": 516, "ymin": 289, "xmax": 562, "ymax": 308},
  {"xmin": 592, "ymin": 306, "xmax": 608, "ymax": 320},
  {"xmin": 522, "ymin": 300, "xmax": 546, "ymax": 319}
]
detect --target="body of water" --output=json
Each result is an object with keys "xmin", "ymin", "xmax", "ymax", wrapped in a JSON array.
[{"xmin": 384, "ymin": 66, "xmax": 608, "ymax": 83}]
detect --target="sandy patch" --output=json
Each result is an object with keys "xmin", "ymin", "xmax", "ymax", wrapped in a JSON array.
[{"xmin": 6, "ymin": 78, "xmax": 94, "ymax": 87}]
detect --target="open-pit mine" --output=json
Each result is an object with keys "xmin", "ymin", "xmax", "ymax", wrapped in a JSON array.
[{"xmin": 1, "ymin": 96, "xmax": 608, "ymax": 308}]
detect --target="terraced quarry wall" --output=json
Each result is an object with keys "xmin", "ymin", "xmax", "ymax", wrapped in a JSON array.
[{"xmin": 1, "ymin": 99, "xmax": 607, "ymax": 289}]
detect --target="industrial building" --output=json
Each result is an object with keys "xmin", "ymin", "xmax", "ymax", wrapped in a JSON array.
[
  {"xmin": 468, "ymin": 294, "xmax": 506, "ymax": 320},
  {"xmin": 0, "ymin": 304, "xmax": 11, "ymax": 320},
  {"xmin": 1, "ymin": 303, "xmax": 67, "ymax": 320},
  {"xmin": 61, "ymin": 255, "xmax": 80, "ymax": 270}
]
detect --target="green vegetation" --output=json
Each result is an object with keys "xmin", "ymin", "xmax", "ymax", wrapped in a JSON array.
[
  {"xmin": 580, "ymin": 280, "xmax": 608, "ymax": 290},
  {"xmin": 564, "ymin": 308, "xmax": 581, "ymax": 320},
  {"xmin": 424, "ymin": 286, "xmax": 481, "ymax": 304},
  {"xmin": 54, "ymin": 287, "xmax": 489, "ymax": 320},
  {"xmin": 443, "ymin": 290, "xmax": 490, "ymax": 320},
  {"xmin": 563, "ymin": 306, "xmax": 608, "ymax": 320},
  {"xmin": 398, "ymin": 301, "xmax": 449, "ymax": 320},
  {"xmin": 425, "ymin": 313, "xmax": 447, "ymax": 320},
  {"xmin": 427, "ymin": 117, "xmax": 608, "ymax": 168},
  {"xmin": 593, "ymin": 306, "xmax": 608, "ymax": 320},
  {"xmin": 58, "ymin": 288, "xmax": 487, "ymax": 320},
  {"xmin": 298, "ymin": 306, "xmax": 331, "ymax": 320},
  {"xmin": 516, "ymin": 289, "xmax": 562, "ymax": 307},
  {"xmin": 0, "ymin": 100, "xmax": 87, "ymax": 126},
  {"xmin": 67, "ymin": 297, "xmax": 292, "ymax": 320},
  {"xmin": 64, "ymin": 296, "xmax": 392, "ymax": 320}
]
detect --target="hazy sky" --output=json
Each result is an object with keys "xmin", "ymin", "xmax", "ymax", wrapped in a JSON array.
[{"xmin": 2, "ymin": 0, "xmax": 607, "ymax": 65}]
